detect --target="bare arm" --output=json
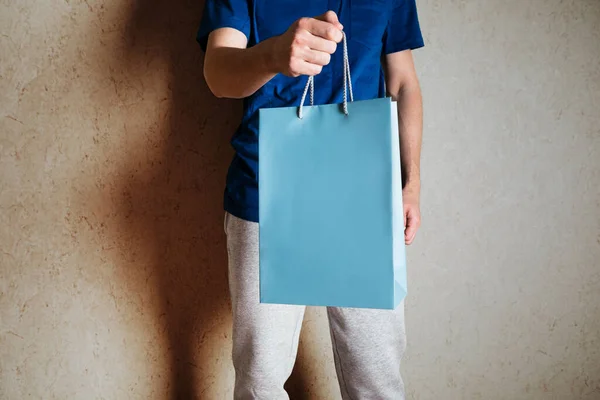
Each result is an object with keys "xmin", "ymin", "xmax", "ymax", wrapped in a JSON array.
[
  {"xmin": 384, "ymin": 50, "xmax": 423, "ymax": 244},
  {"xmin": 203, "ymin": 29, "xmax": 276, "ymax": 99},
  {"xmin": 204, "ymin": 12, "xmax": 343, "ymax": 99}
]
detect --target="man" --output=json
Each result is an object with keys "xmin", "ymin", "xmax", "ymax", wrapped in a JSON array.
[{"xmin": 197, "ymin": 1, "xmax": 423, "ymax": 398}]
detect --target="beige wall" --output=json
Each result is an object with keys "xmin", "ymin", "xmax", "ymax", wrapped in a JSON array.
[{"xmin": 1, "ymin": 0, "xmax": 599, "ymax": 399}]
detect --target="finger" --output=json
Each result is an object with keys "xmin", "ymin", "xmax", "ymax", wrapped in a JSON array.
[
  {"xmin": 315, "ymin": 11, "xmax": 343, "ymax": 30},
  {"xmin": 404, "ymin": 210, "xmax": 420, "ymax": 244},
  {"xmin": 405, "ymin": 225, "xmax": 417, "ymax": 244},
  {"xmin": 297, "ymin": 60, "xmax": 323, "ymax": 76},
  {"xmin": 405, "ymin": 221, "xmax": 417, "ymax": 244},
  {"xmin": 306, "ymin": 34, "xmax": 337, "ymax": 54},
  {"xmin": 302, "ymin": 49, "xmax": 331, "ymax": 66},
  {"xmin": 299, "ymin": 17, "xmax": 343, "ymax": 42}
]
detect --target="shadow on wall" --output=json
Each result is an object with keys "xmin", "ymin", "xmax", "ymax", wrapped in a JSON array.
[
  {"xmin": 117, "ymin": 0, "xmax": 235, "ymax": 397},
  {"xmin": 101, "ymin": 0, "xmax": 313, "ymax": 398}
]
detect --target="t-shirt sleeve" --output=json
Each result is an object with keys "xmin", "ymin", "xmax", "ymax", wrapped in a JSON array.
[
  {"xmin": 196, "ymin": 0, "xmax": 251, "ymax": 52},
  {"xmin": 382, "ymin": 0, "xmax": 424, "ymax": 54}
]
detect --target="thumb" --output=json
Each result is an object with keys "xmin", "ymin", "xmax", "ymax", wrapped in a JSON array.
[{"xmin": 315, "ymin": 10, "xmax": 343, "ymax": 30}]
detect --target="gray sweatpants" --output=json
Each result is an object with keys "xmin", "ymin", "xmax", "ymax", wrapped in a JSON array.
[{"xmin": 225, "ymin": 212, "xmax": 407, "ymax": 400}]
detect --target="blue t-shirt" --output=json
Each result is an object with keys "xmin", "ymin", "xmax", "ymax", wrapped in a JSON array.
[{"xmin": 197, "ymin": 0, "xmax": 424, "ymax": 222}]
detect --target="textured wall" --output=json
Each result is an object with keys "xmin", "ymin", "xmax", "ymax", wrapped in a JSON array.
[{"xmin": 1, "ymin": 0, "xmax": 599, "ymax": 399}]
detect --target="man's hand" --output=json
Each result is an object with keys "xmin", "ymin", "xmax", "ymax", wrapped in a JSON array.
[
  {"xmin": 204, "ymin": 11, "xmax": 342, "ymax": 98},
  {"xmin": 403, "ymin": 185, "xmax": 421, "ymax": 245},
  {"xmin": 270, "ymin": 11, "xmax": 343, "ymax": 77}
]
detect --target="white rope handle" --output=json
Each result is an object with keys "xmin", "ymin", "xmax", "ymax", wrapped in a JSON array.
[
  {"xmin": 298, "ymin": 76, "xmax": 314, "ymax": 119},
  {"xmin": 298, "ymin": 32, "xmax": 353, "ymax": 119},
  {"xmin": 342, "ymin": 30, "xmax": 353, "ymax": 114}
]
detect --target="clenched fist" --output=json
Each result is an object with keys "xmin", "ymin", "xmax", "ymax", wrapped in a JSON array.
[{"xmin": 271, "ymin": 11, "xmax": 344, "ymax": 77}]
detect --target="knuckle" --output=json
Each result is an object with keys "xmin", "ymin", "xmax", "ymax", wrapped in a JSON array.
[
  {"xmin": 324, "ymin": 10, "xmax": 336, "ymax": 20},
  {"xmin": 292, "ymin": 33, "xmax": 305, "ymax": 46},
  {"xmin": 289, "ymin": 60, "xmax": 302, "ymax": 75},
  {"xmin": 326, "ymin": 26, "xmax": 335, "ymax": 39},
  {"xmin": 290, "ymin": 45, "xmax": 301, "ymax": 57},
  {"xmin": 288, "ymin": 59, "xmax": 297, "ymax": 71},
  {"xmin": 297, "ymin": 17, "xmax": 309, "ymax": 29}
]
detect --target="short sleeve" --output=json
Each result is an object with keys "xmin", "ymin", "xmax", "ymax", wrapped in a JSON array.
[
  {"xmin": 382, "ymin": 0, "xmax": 424, "ymax": 55},
  {"xmin": 196, "ymin": 0, "xmax": 251, "ymax": 52}
]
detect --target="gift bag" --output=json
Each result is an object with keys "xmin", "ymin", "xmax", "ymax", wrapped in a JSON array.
[{"xmin": 258, "ymin": 37, "xmax": 406, "ymax": 309}]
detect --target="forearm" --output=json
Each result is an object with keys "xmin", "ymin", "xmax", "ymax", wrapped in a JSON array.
[
  {"xmin": 394, "ymin": 82, "xmax": 422, "ymax": 190},
  {"xmin": 204, "ymin": 37, "xmax": 278, "ymax": 99},
  {"xmin": 384, "ymin": 50, "xmax": 423, "ymax": 190}
]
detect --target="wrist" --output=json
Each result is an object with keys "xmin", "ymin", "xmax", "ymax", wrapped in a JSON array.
[
  {"xmin": 403, "ymin": 177, "xmax": 420, "ymax": 192},
  {"xmin": 260, "ymin": 36, "xmax": 282, "ymax": 74}
]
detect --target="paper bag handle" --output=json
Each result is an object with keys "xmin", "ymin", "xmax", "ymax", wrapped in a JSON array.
[{"xmin": 298, "ymin": 32, "xmax": 354, "ymax": 119}]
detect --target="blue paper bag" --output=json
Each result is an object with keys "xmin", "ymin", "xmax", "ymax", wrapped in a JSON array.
[{"xmin": 258, "ymin": 41, "xmax": 406, "ymax": 310}]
